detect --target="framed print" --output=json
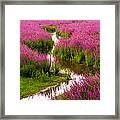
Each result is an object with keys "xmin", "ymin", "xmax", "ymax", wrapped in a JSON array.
[{"xmin": 0, "ymin": 0, "xmax": 119, "ymax": 119}]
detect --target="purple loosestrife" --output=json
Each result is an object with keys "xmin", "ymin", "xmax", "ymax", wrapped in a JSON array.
[
  {"xmin": 52, "ymin": 73, "xmax": 100, "ymax": 100},
  {"xmin": 20, "ymin": 44, "xmax": 48, "ymax": 63},
  {"xmin": 37, "ymin": 20, "xmax": 74, "ymax": 26},
  {"xmin": 55, "ymin": 20, "xmax": 100, "ymax": 58},
  {"xmin": 20, "ymin": 20, "xmax": 76, "ymax": 43},
  {"xmin": 20, "ymin": 20, "xmax": 52, "ymax": 42}
]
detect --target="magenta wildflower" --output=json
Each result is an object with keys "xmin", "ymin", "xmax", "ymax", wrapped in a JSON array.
[{"xmin": 20, "ymin": 44, "xmax": 48, "ymax": 63}]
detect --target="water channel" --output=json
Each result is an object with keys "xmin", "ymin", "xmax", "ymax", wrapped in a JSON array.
[{"xmin": 21, "ymin": 32, "xmax": 85, "ymax": 101}]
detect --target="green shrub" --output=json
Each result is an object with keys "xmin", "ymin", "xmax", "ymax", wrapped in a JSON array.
[
  {"xmin": 20, "ymin": 64, "xmax": 36, "ymax": 78},
  {"xmin": 54, "ymin": 47, "xmax": 86, "ymax": 63},
  {"xmin": 43, "ymin": 25, "xmax": 71, "ymax": 39},
  {"xmin": 87, "ymin": 52, "xmax": 95, "ymax": 67},
  {"xmin": 35, "ymin": 61, "xmax": 51, "ymax": 74},
  {"xmin": 43, "ymin": 25, "xmax": 56, "ymax": 33},
  {"xmin": 25, "ymin": 39, "xmax": 54, "ymax": 54},
  {"xmin": 53, "ymin": 47, "xmax": 100, "ymax": 75},
  {"xmin": 20, "ymin": 61, "xmax": 51, "ymax": 78},
  {"xmin": 56, "ymin": 30, "xmax": 71, "ymax": 38}
]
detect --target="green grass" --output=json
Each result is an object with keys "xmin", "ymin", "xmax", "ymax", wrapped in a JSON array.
[{"xmin": 20, "ymin": 76, "xmax": 68, "ymax": 99}]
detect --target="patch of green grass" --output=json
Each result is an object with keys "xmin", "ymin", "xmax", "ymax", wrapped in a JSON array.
[{"xmin": 20, "ymin": 76, "xmax": 68, "ymax": 99}]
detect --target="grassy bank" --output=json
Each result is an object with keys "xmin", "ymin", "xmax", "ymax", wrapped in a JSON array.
[{"xmin": 20, "ymin": 76, "xmax": 69, "ymax": 99}]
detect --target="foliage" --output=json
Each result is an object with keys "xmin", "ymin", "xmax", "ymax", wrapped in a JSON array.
[
  {"xmin": 43, "ymin": 25, "xmax": 71, "ymax": 38},
  {"xmin": 20, "ymin": 61, "xmax": 51, "ymax": 78},
  {"xmin": 43, "ymin": 25, "xmax": 56, "ymax": 33},
  {"xmin": 25, "ymin": 39, "xmax": 54, "ymax": 54},
  {"xmin": 56, "ymin": 30, "xmax": 71, "ymax": 38},
  {"xmin": 53, "ymin": 46, "xmax": 100, "ymax": 75}
]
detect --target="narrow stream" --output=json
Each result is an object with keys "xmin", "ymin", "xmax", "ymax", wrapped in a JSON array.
[
  {"xmin": 21, "ymin": 33, "xmax": 84, "ymax": 101},
  {"xmin": 21, "ymin": 73, "xmax": 85, "ymax": 101}
]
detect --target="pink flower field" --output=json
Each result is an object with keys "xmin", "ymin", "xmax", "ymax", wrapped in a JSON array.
[{"xmin": 20, "ymin": 20, "xmax": 100, "ymax": 100}]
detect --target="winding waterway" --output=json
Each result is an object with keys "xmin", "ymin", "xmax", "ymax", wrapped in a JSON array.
[{"xmin": 21, "ymin": 32, "xmax": 84, "ymax": 101}]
